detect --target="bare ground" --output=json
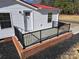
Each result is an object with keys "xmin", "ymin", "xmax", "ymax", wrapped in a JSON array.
[{"xmin": 59, "ymin": 15, "xmax": 79, "ymax": 23}]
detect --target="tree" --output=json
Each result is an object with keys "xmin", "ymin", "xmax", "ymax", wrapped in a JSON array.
[{"xmin": 41, "ymin": 0, "xmax": 79, "ymax": 14}]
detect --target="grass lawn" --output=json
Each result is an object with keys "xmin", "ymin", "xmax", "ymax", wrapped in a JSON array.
[{"xmin": 59, "ymin": 15, "xmax": 79, "ymax": 23}]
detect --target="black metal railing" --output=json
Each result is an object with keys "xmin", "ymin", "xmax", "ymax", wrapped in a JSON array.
[
  {"xmin": 14, "ymin": 21, "xmax": 71, "ymax": 48},
  {"xmin": 23, "ymin": 27, "xmax": 58, "ymax": 47},
  {"xmin": 14, "ymin": 26, "xmax": 25, "ymax": 47},
  {"xmin": 57, "ymin": 22, "xmax": 71, "ymax": 35}
]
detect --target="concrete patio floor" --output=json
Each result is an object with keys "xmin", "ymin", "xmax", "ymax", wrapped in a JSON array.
[
  {"xmin": 70, "ymin": 23, "xmax": 79, "ymax": 34},
  {"xmin": 60, "ymin": 21, "xmax": 79, "ymax": 34}
]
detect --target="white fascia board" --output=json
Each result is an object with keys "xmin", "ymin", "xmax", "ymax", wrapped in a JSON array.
[{"xmin": 16, "ymin": 0, "xmax": 38, "ymax": 10}]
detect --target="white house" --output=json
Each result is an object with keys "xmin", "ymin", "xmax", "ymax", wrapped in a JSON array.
[{"xmin": 0, "ymin": 0, "xmax": 60, "ymax": 39}]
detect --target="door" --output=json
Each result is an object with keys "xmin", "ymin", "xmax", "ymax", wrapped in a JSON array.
[{"xmin": 24, "ymin": 12, "xmax": 31, "ymax": 31}]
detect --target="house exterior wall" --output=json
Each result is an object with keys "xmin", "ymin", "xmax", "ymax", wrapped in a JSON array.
[
  {"xmin": 33, "ymin": 10, "xmax": 59, "ymax": 31},
  {"xmin": 0, "ymin": 28, "xmax": 14, "ymax": 39},
  {"xmin": 0, "ymin": 4, "xmax": 33, "ymax": 39},
  {"xmin": 0, "ymin": 11, "xmax": 15, "ymax": 39},
  {"xmin": 52, "ymin": 10, "xmax": 59, "ymax": 27},
  {"xmin": 8, "ymin": 4, "xmax": 33, "ymax": 32}
]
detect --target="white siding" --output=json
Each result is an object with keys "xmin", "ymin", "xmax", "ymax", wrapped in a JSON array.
[
  {"xmin": 0, "ymin": 28, "xmax": 14, "ymax": 39},
  {"xmin": 0, "ymin": 4, "xmax": 33, "ymax": 39},
  {"xmin": 52, "ymin": 10, "xmax": 59, "ymax": 21},
  {"xmin": 52, "ymin": 10, "xmax": 59, "ymax": 27},
  {"xmin": 33, "ymin": 10, "xmax": 59, "ymax": 31}
]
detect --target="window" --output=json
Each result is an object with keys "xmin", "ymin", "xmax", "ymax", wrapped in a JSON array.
[
  {"xmin": 25, "ymin": 12, "xmax": 30, "ymax": 16},
  {"xmin": 48, "ymin": 13, "xmax": 52, "ymax": 23},
  {"xmin": 0, "ymin": 13, "xmax": 11, "ymax": 29}
]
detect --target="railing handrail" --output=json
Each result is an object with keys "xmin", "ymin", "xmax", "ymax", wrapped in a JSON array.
[
  {"xmin": 23, "ymin": 22, "xmax": 70, "ymax": 35},
  {"xmin": 23, "ymin": 27, "xmax": 55, "ymax": 35}
]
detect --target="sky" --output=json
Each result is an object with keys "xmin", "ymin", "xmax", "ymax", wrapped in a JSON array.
[
  {"xmin": 23, "ymin": 0, "xmax": 41, "ymax": 4},
  {"xmin": 23, "ymin": 0, "xmax": 34, "ymax": 3}
]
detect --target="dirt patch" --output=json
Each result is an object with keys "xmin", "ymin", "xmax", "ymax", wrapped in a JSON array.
[{"xmin": 59, "ymin": 15, "xmax": 79, "ymax": 23}]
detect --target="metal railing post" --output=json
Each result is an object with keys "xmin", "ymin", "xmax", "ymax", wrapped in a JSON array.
[
  {"xmin": 68, "ymin": 24, "xmax": 71, "ymax": 32},
  {"xmin": 57, "ymin": 26, "xmax": 59, "ymax": 36},
  {"xmin": 57, "ymin": 22, "xmax": 59, "ymax": 36},
  {"xmin": 52, "ymin": 21, "xmax": 54, "ymax": 28},
  {"xmin": 40, "ymin": 30, "xmax": 42, "ymax": 43}
]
